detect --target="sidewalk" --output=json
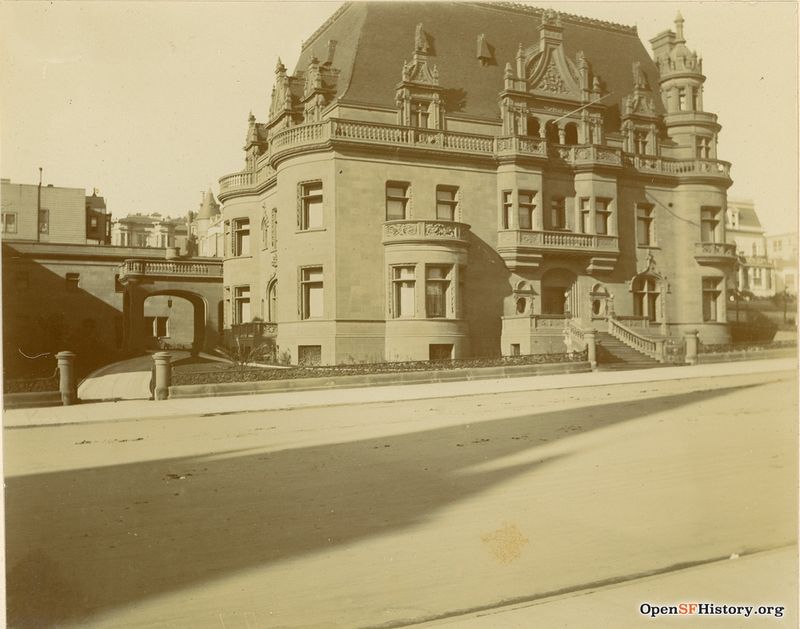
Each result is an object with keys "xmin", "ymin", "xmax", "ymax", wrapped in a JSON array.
[
  {"xmin": 414, "ymin": 545, "xmax": 797, "ymax": 628},
  {"xmin": 4, "ymin": 357, "xmax": 795, "ymax": 428}
]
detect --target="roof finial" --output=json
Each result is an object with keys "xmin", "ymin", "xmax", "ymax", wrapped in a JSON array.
[{"xmin": 674, "ymin": 11, "xmax": 685, "ymax": 43}]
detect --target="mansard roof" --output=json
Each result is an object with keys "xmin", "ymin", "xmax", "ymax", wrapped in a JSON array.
[{"xmin": 294, "ymin": 2, "xmax": 665, "ymax": 123}]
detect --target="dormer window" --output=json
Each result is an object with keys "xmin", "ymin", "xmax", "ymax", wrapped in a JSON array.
[{"xmin": 412, "ymin": 102, "xmax": 430, "ymax": 128}]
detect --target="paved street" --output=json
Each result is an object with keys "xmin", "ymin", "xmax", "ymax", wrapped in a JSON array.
[{"xmin": 4, "ymin": 368, "xmax": 797, "ymax": 628}]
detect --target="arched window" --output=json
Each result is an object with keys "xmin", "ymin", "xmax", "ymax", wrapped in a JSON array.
[
  {"xmin": 527, "ymin": 117, "xmax": 541, "ymax": 137},
  {"xmin": 632, "ymin": 275, "xmax": 660, "ymax": 322},
  {"xmin": 267, "ymin": 280, "xmax": 278, "ymax": 323},
  {"xmin": 564, "ymin": 122, "xmax": 578, "ymax": 145}
]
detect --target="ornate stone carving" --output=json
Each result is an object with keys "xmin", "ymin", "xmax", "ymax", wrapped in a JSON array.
[
  {"xmin": 540, "ymin": 61, "xmax": 567, "ymax": 93},
  {"xmin": 425, "ymin": 222, "xmax": 456, "ymax": 237}
]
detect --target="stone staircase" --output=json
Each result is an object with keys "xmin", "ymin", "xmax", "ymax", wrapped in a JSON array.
[{"xmin": 594, "ymin": 331, "xmax": 663, "ymax": 370}]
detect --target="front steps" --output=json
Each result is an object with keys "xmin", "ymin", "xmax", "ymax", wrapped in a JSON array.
[{"xmin": 594, "ymin": 331, "xmax": 663, "ymax": 371}]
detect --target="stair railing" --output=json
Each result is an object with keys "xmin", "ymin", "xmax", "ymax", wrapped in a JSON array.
[
  {"xmin": 607, "ymin": 318, "xmax": 666, "ymax": 363},
  {"xmin": 564, "ymin": 317, "xmax": 587, "ymax": 351}
]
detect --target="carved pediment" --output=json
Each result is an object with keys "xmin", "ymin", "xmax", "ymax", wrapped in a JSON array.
[
  {"xmin": 526, "ymin": 48, "xmax": 581, "ymax": 98},
  {"xmin": 401, "ymin": 52, "xmax": 439, "ymax": 86},
  {"xmin": 622, "ymin": 61, "xmax": 657, "ymax": 118}
]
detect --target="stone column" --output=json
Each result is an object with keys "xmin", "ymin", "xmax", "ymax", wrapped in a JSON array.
[
  {"xmin": 684, "ymin": 329, "xmax": 700, "ymax": 365},
  {"xmin": 585, "ymin": 329, "xmax": 597, "ymax": 369},
  {"xmin": 153, "ymin": 352, "xmax": 172, "ymax": 400},
  {"xmin": 56, "ymin": 351, "xmax": 77, "ymax": 406}
]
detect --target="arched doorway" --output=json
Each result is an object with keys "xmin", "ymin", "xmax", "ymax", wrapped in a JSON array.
[
  {"xmin": 541, "ymin": 268, "xmax": 577, "ymax": 315},
  {"xmin": 141, "ymin": 290, "xmax": 207, "ymax": 353}
]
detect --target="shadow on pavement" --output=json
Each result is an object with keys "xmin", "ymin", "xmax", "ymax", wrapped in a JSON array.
[{"xmin": 5, "ymin": 384, "xmax": 754, "ymax": 627}]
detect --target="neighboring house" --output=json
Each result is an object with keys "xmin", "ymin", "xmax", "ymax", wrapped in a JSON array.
[
  {"xmin": 189, "ymin": 189, "xmax": 225, "ymax": 258},
  {"xmin": 217, "ymin": 3, "xmax": 737, "ymax": 365},
  {"xmin": 1, "ymin": 178, "xmax": 111, "ymax": 245},
  {"xmin": 2, "ymin": 181, "xmax": 220, "ymax": 380},
  {"xmin": 725, "ymin": 199, "xmax": 775, "ymax": 297},
  {"xmin": 766, "ymin": 232, "xmax": 798, "ymax": 296},
  {"xmin": 111, "ymin": 212, "xmax": 190, "ymax": 251}
]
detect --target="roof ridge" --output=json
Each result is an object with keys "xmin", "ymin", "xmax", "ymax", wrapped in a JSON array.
[
  {"xmin": 301, "ymin": 2, "xmax": 352, "ymax": 52},
  {"xmin": 475, "ymin": 2, "xmax": 637, "ymax": 35}
]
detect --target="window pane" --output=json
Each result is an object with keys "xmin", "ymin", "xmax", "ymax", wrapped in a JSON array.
[
  {"xmin": 595, "ymin": 212, "xmax": 608, "ymax": 235},
  {"xmin": 308, "ymin": 285, "xmax": 323, "ymax": 317},
  {"xmin": 307, "ymin": 199, "xmax": 323, "ymax": 228},
  {"xmin": 387, "ymin": 186, "xmax": 406, "ymax": 198},
  {"xmin": 436, "ymin": 189, "xmax": 455, "ymax": 202},
  {"xmin": 427, "ymin": 266, "xmax": 446, "ymax": 279},
  {"xmin": 518, "ymin": 208, "xmax": 532, "ymax": 230},
  {"xmin": 426, "ymin": 283, "xmax": 446, "ymax": 317},
  {"xmin": 436, "ymin": 203, "xmax": 454, "ymax": 220},
  {"xmin": 398, "ymin": 283, "xmax": 415, "ymax": 316},
  {"xmin": 387, "ymin": 199, "xmax": 406, "ymax": 220}
]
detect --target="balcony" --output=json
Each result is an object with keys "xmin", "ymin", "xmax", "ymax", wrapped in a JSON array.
[
  {"xmin": 497, "ymin": 229, "xmax": 619, "ymax": 272},
  {"xmin": 694, "ymin": 241, "xmax": 737, "ymax": 267},
  {"xmin": 118, "ymin": 258, "xmax": 223, "ymax": 282},
  {"xmin": 382, "ymin": 220, "xmax": 471, "ymax": 247},
  {"xmin": 218, "ymin": 118, "xmax": 732, "ymax": 199}
]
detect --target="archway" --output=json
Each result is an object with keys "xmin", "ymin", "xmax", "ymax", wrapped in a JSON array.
[
  {"xmin": 545, "ymin": 120, "xmax": 560, "ymax": 145},
  {"xmin": 140, "ymin": 290, "xmax": 208, "ymax": 353},
  {"xmin": 564, "ymin": 122, "xmax": 579, "ymax": 145},
  {"xmin": 541, "ymin": 268, "xmax": 577, "ymax": 315},
  {"xmin": 526, "ymin": 116, "xmax": 541, "ymax": 138}
]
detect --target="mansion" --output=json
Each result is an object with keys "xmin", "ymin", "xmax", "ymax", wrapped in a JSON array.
[{"xmin": 218, "ymin": 2, "xmax": 735, "ymax": 365}]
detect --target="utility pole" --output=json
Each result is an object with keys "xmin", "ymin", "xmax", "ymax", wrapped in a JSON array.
[{"xmin": 36, "ymin": 167, "xmax": 42, "ymax": 242}]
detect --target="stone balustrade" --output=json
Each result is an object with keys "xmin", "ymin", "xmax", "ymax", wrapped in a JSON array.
[
  {"xmin": 382, "ymin": 219, "xmax": 471, "ymax": 245},
  {"xmin": 118, "ymin": 259, "xmax": 223, "ymax": 280},
  {"xmin": 497, "ymin": 229, "xmax": 619, "ymax": 252},
  {"xmin": 218, "ymin": 118, "xmax": 732, "ymax": 197},
  {"xmin": 694, "ymin": 241, "xmax": 737, "ymax": 266},
  {"xmin": 608, "ymin": 317, "xmax": 665, "ymax": 362}
]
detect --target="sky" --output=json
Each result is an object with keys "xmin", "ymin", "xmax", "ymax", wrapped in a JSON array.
[{"xmin": 1, "ymin": 0, "xmax": 797, "ymax": 234}]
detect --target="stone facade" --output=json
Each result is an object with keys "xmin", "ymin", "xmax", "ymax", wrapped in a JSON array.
[
  {"xmin": 766, "ymin": 232, "xmax": 798, "ymax": 296},
  {"xmin": 217, "ymin": 3, "xmax": 735, "ymax": 365}
]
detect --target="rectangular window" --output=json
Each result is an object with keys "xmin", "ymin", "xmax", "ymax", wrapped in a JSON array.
[
  {"xmin": 392, "ymin": 266, "xmax": 416, "ymax": 318},
  {"xmin": 425, "ymin": 265, "xmax": 451, "ymax": 318},
  {"xmin": 696, "ymin": 138, "xmax": 711, "ymax": 159},
  {"xmin": 510, "ymin": 343, "xmax": 521, "ymax": 356},
  {"xmin": 300, "ymin": 182, "xmax": 323, "ymax": 230},
  {"xmin": 550, "ymin": 197, "xmax": 566, "ymax": 230},
  {"xmin": 518, "ymin": 190, "xmax": 536, "ymax": 230},
  {"xmin": 701, "ymin": 207, "xmax": 721, "ymax": 243},
  {"xmin": 436, "ymin": 186, "xmax": 458, "ymax": 221},
  {"xmin": 429, "ymin": 344, "xmax": 453, "ymax": 361},
  {"xmin": 1, "ymin": 212, "xmax": 17, "ymax": 233},
  {"xmin": 233, "ymin": 218, "xmax": 250, "ymax": 256},
  {"xmin": 579, "ymin": 198, "xmax": 591, "ymax": 233},
  {"xmin": 637, "ymin": 204, "xmax": 654, "ymax": 246},
  {"xmin": 298, "ymin": 345, "xmax": 322, "ymax": 366},
  {"xmin": 234, "ymin": 286, "xmax": 251, "ymax": 324},
  {"xmin": 595, "ymin": 199, "xmax": 611, "ymax": 235},
  {"xmin": 702, "ymin": 277, "xmax": 722, "ymax": 322},
  {"xmin": 38, "ymin": 209, "xmax": 49, "ymax": 234},
  {"xmin": 678, "ymin": 88, "xmax": 687, "ymax": 111},
  {"xmin": 501, "ymin": 191, "xmax": 512, "ymax": 229},
  {"xmin": 301, "ymin": 267, "xmax": 323, "ymax": 319},
  {"xmin": 412, "ymin": 101, "xmax": 430, "ymax": 128},
  {"xmin": 386, "ymin": 182, "xmax": 410, "ymax": 221},
  {"xmin": 66, "ymin": 272, "xmax": 80, "ymax": 291}
]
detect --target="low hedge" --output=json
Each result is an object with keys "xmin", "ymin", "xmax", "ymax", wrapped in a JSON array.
[
  {"xmin": 700, "ymin": 340, "xmax": 797, "ymax": 354},
  {"xmin": 3, "ymin": 374, "xmax": 60, "ymax": 393},
  {"xmin": 172, "ymin": 351, "xmax": 587, "ymax": 386}
]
